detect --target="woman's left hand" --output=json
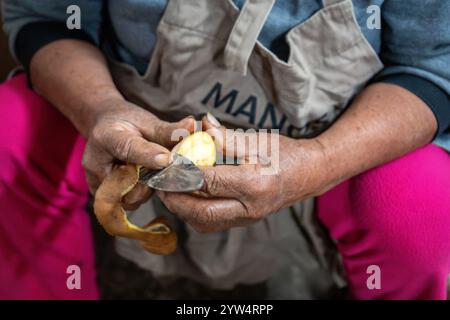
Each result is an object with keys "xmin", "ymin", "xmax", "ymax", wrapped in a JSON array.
[{"xmin": 157, "ymin": 115, "xmax": 328, "ymax": 233}]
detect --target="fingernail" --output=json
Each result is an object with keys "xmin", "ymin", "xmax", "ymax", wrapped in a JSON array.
[
  {"xmin": 154, "ymin": 153, "xmax": 172, "ymax": 167},
  {"xmin": 207, "ymin": 112, "xmax": 221, "ymax": 127},
  {"xmin": 184, "ymin": 115, "xmax": 200, "ymax": 132}
]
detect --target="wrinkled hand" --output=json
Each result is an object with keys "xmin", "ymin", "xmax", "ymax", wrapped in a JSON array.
[
  {"xmin": 157, "ymin": 115, "xmax": 327, "ymax": 233},
  {"xmin": 83, "ymin": 98, "xmax": 195, "ymax": 209}
]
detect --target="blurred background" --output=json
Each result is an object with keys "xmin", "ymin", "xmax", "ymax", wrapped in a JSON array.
[{"xmin": 0, "ymin": 3, "xmax": 16, "ymax": 81}]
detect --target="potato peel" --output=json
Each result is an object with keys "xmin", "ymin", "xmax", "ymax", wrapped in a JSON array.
[
  {"xmin": 93, "ymin": 131, "xmax": 215, "ymax": 255},
  {"xmin": 93, "ymin": 164, "xmax": 177, "ymax": 255}
]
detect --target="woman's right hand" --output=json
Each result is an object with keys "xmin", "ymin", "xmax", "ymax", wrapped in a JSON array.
[
  {"xmin": 28, "ymin": 39, "xmax": 195, "ymax": 209},
  {"xmin": 82, "ymin": 98, "xmax": 195, "ymax": 209}
]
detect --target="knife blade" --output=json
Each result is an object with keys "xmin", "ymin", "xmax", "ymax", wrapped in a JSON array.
[{"xmin": 138, "ymin": 154, "xmax": 204, "ymax": 192}]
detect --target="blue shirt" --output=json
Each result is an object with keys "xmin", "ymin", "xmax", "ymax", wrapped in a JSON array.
[{"xmin": 2, "ymin": 0, "xmax": 450, "ymax": 149}]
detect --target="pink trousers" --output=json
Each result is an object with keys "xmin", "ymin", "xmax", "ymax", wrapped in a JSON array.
[
  {"xmin": 0, "ymin": 75, "xmax": 98, "ymax": 299},
  {"xmin": 318, "ymin": 143, "xmax": 450, "ymax": 299},
  {"xmin": 1, "ymin": 75, "xmax": 449, "ymax": 299}
]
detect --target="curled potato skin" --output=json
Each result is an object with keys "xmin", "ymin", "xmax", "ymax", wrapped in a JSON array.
[
  {"xmin": 93, "ymin": 164, "xmax": 177, "ymax": 255},
  {"xmin": 93, "ymin": 131, "xmax": 215, "ymax": 255}
]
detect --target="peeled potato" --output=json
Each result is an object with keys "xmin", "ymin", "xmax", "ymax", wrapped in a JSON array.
[{"xmin": 172, "ymin": 131, "xmax": 216, "ymax": 166}]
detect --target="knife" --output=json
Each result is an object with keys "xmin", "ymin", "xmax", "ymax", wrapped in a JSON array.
[{"xmin": 138, "ymin": 153, "xmax": 204, "ymax": 192}]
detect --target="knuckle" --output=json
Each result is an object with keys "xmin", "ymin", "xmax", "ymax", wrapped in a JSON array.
[
  {"xmin": 190, "ymin": 205, "xmax": 216, "ymax": 233},
  {"xmin": 202, "ymin": 205, "xmax": 216, "ymax": 225},
  {"xmin": 90, "ymin": 125, "xmax": 105, "ymax": 144},
  {"xmin": 114, "ymin": 137, "xmax": 134, "ymax": 162},
  {"xmin": 152, "ymin": 121, "xmax": 168, "ymax": 141},
  {"xmin": 204, "ymin": 170, "xmax": 220, "ymax": 195}
]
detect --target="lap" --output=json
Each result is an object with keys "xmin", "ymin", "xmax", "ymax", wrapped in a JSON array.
[
  {"xmin": 0, "ymin": 75, "xmax": 96, "ymax": 299},
  {"xmin": 318, "ymin": 144, "xmax": 450, "ymax": 246},
  {"xmin": 317, "ymin": 144, "xmax": 450, "ymax": 298}
]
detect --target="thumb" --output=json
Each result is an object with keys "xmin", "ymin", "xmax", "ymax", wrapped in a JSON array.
[
  {"xmin": 107, "ymin": 132, "xmax": 173, "ymax": 169},
  {"xmin": 202, "ymin": 113, "xmax": 259, "ymax": 159}
]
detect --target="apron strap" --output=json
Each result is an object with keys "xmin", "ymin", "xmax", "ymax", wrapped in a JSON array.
[
  {"xmin": 322, "ymin": 0, "xmax": 344, "ymax": 6},
  {"xmin": 224, "ymin": 0, "xmax": 275, "ymax": 76}
]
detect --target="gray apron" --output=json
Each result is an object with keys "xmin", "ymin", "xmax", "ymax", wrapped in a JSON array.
[{"xmin": 107, "ymin": 0, "xmax": 383, "ymax": 293}]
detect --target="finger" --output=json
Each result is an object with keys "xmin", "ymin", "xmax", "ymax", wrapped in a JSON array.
[
  {"xmin": 203, "ymin": 112, "xmax": 221, "ymax": 129},
  {"xmin": 85, "ymin": 171, "xmax": 100, "ymax": 196},
  {"xmin": 201, "ymin": 114, "xmax": 259, "ymax": 159},
  {"xmin": 122, "ymin": 183, "xmax": 153, "ymax": 210},
  {"xmin": 82, "ymin": 143, "xmax": 113, "ymax": 195},
  {"xmin": 199, "ymin": 164, "xmax": 259, "ymax": 198},
  {"xmin": 141, "ymin": 115, "xmax": 196, "ymax": 147},
  {"xmin": 157, "ymin": 191, "xmax": 250, "ymax": 233},
  {"xmin": 105, "ymin": 133, "xmax": 173, "ymax": 169}
]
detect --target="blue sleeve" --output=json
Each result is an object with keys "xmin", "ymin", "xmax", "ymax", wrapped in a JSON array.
[
  {"xmin": 2, "ymin": 0, "xmax": 103, "ymax": 68},
  {"xmin": 374, "ymin": 0, "xmax": 450, "ymax": 135}
]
